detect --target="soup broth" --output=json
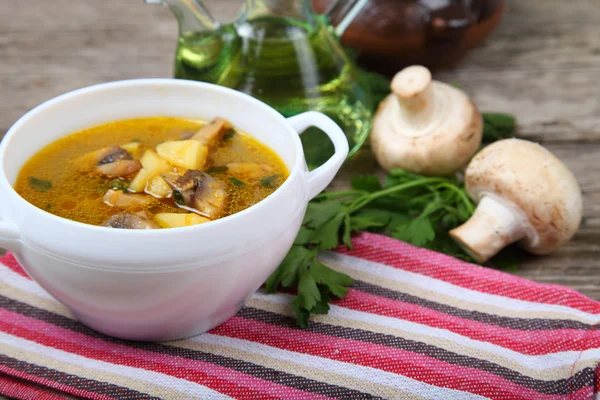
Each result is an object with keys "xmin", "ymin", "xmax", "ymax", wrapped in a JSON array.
[{"xmin": 14, "ymin": 117, "xmax": 289, "ymax": 229}]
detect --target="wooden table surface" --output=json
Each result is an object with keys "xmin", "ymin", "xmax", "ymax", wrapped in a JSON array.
[{"xmin": 2, "ymin": 0, "xmax": 599, "ymax": 297}]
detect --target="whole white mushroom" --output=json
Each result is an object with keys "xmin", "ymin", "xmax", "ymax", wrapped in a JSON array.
[
  {"xmin": 371, "ymin": 65, "xmax": 483, "ymax": 176},
  {"xmin": 450, "ymin": 139, "xmax": 583, "ymax": 263}
]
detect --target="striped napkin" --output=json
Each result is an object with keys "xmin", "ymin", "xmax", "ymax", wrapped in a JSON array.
[{"xmin": 1, "ymin": 232, "xmax": 599, "ymax": 400}]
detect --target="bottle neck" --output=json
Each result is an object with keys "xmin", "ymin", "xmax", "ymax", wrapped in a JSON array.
[
  {"xmin": 324, "ymin": 0, "xmax": 368, "ymax": 36},
  {"xmin": 148, "ymin": 0, "xmax": 219, "ymax": 35},
  {"xmin": 243, "ymin": 0, "xmax": 315, "ymax": 22}
]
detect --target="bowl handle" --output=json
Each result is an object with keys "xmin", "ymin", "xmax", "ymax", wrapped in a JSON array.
[
  {"xmin": 287, "ymin": 112, "xmax": 349, "ymax": 200},
  {"xmin": 0, "ymin": 219, "xmax": 20, "ymax": 252}
]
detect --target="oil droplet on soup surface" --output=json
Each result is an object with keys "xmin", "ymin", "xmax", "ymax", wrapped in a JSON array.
[
  {"xmin": 87, "ymin": 193, "xmax": 100, "ymax": 201},
  {"xmin": 60, "ymin": 200, "xmax": 78, "ymax": 211},
  {"xmin": 147, "ymin": 206, "xmax": 163, "ymax": 215},
  {"xmin": 14, "ymin": 117, "xmax": 289, "ymax": 227}
]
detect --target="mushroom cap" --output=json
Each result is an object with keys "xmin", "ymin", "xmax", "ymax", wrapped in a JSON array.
[
  {"xmin": 371, "ymin": 66, "xmax": 483, "ymax": 176},
  {"xmin": 465, "ymin": 138, "xmax": 583, "ymax": 254}
]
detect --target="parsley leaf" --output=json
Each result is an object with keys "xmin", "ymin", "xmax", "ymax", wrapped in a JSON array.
[
  {"xmin": 294, "ymin": 226, "xmax": 318, "ymax": 246},
  {"xmin": 342, "ymin": 214, "xmax": 352, "ymax": 248},
  {"xmin": 265, "ymin": 244, "xmax": 354, "ymax": 328},
  {"xmin": 222, "ymin": 129, "xmax": 235, "ymax": 141},
  {"xmin": 291, "ymin": 297, "xmax": 311, "ymax": 328},
  {"xmin": 264, "ymin": 245, "xmax": 313, "ymax": 293},
  {"xmin": 307, "ymin": 212, "xmax": 346, "ymax": 250},
  {"xmin": 350, "ymin": 215, "xmax": 387, "ymax": 232},
  {"xmin": 260, "ymin": 175, "xmax": 282, "ymax": 189},
  {"xmin": 173, "ymin": 190, "xmax": 185, "ymax": 205},
  {"xmin": 391, "ymin": 216, "xmax": 436, "ymax": 247},
  {"xmin": 311, "ymin": 295, "xmax": 332, "ymax": 315},
  {"xmin": 482, "ymin": 113, "xmax": 517, "ymax": 142},
  {"xmin": 388, "ymin": 214, "xmax": 412, "ymax": 231},
  {"xmin": 311, "ymin": 261, "xmax": 353, "ymax": 298},
  {"xmin": 486, "ymin": 246, "xmax": 524, "ymax": 272},
  {"xmin": 108, "ymin": 179, "xmax": 129, "ymax": 192},
  {"xmin": 304, "ymin": 202, "xmax": 346, "ymax": 229},
  {"xmin": 352, "ymin": 209, "xmax": 392, "ymax": 230},
  {"xmin": 351, "ymin": 175, "xmax": 382, "ymax": 193},
  {"xmin": 356, "ymin": 67, "xmax": 394, "ymax": 109},
  {"xmin": 207, "ymin": 166, "xmax": 228, "ymax": 174},
  {"xmin": 297, "ymin": 264, "xmax": 321, "ymax": 310},
  {"xmin": 229, "ymin": 177, "xmax": 245, "ymax": 187},
  {"xmin": 28, "ymin": 177, "xmax": 52, "ymax": 192}
]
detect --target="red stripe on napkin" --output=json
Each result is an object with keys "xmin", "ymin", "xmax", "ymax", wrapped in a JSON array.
[
  {"xmin": 0, "ymin": 373, "xmax": 73, "ymax": 400},
  {"xmin": 337, "ymin": 234, "xmax": 600, "ymax": 312}
]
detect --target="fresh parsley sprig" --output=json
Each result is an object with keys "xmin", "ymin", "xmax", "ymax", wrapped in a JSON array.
[
  {"xmin": 266, "ymin": 169, "xmax": 493, "ymax": 327},
  {"xmin": 482, "ymin": 113, "xmax": 517, "ymax": 142}
]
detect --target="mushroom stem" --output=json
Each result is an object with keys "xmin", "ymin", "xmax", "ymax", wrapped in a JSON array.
[
  {"xmin": 390, "ymin": 66, "xmax": 439, "ymax": 135},
  {"xmin": 450, "ymin": 195, "xmax": 533, "ymax": 263},
  {"xmin": 396, "ymin": 83, "xmax": 435, "ymax": 115}
]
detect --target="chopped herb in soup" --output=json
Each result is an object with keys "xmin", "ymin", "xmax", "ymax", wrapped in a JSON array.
[{"xmin": 14, "ymin": 117, "xmax": 289, "ymax": 229}]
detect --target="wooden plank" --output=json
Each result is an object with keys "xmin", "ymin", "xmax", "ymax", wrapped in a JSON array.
[
  {"xmin": 3, "ymin": 0, "xmax": 600, "ymax": 140},
  {"xmin": 437, "ymin": 0, "xmax": 600, "ymax": 141}
]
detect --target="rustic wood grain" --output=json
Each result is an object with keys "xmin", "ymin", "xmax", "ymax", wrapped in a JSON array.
[{"xmin": 1, "ymin": 0, "xmax": 600, "ymax": 298}]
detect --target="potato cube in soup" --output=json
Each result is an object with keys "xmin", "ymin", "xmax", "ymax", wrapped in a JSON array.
[
  {"xmin": 145, "ymin": 176, "xmax": 172, "ymax": 198},
  {"xmin": 155, "ymin": 213, "xmax": 210, "ymax": 228},
  {"xmin": 156, "ymin": 140, "xmax": 208, "ymax": 170},
  {"xmin": 103, "ymin": 189, "xmax": 153, "ymax": 208},
  {"xmin": 120, "ymin": 142, "xmax": 141, "ymax": 156},
  {"xmin": 129, "ymin": 150, "xmax": 174, "ymax": 192},
  {"xmin": 140, "ymin": 150, "xmax": 173, "ymax": 175},
  {"xmin": 129, "ymin": 169, "xmax": 152, "ymax": 193}
]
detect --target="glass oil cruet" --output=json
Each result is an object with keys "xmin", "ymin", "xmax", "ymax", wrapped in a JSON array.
[{"xmin": 144, "ymin": 0, "xmax": 373, "ymax": 169}]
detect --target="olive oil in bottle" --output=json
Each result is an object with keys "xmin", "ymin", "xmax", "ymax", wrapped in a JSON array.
[{"xmin": 173, "ymin": 5, "xmax": 374, "ymax": 169}]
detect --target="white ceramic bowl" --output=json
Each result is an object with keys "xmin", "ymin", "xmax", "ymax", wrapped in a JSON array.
[{"xmin": 0, "ymin": 79, "xmax": 348, "ymax": 341}]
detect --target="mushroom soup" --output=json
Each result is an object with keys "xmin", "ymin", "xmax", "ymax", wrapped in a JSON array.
[{"xmin": 14, "ymin": 117, "xmax": 289, "ymax": 229}]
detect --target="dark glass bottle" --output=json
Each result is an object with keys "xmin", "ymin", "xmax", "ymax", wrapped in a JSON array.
[{"xmin": 313, "ymin": 0, "xmax": 505, "ymax": 75}]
